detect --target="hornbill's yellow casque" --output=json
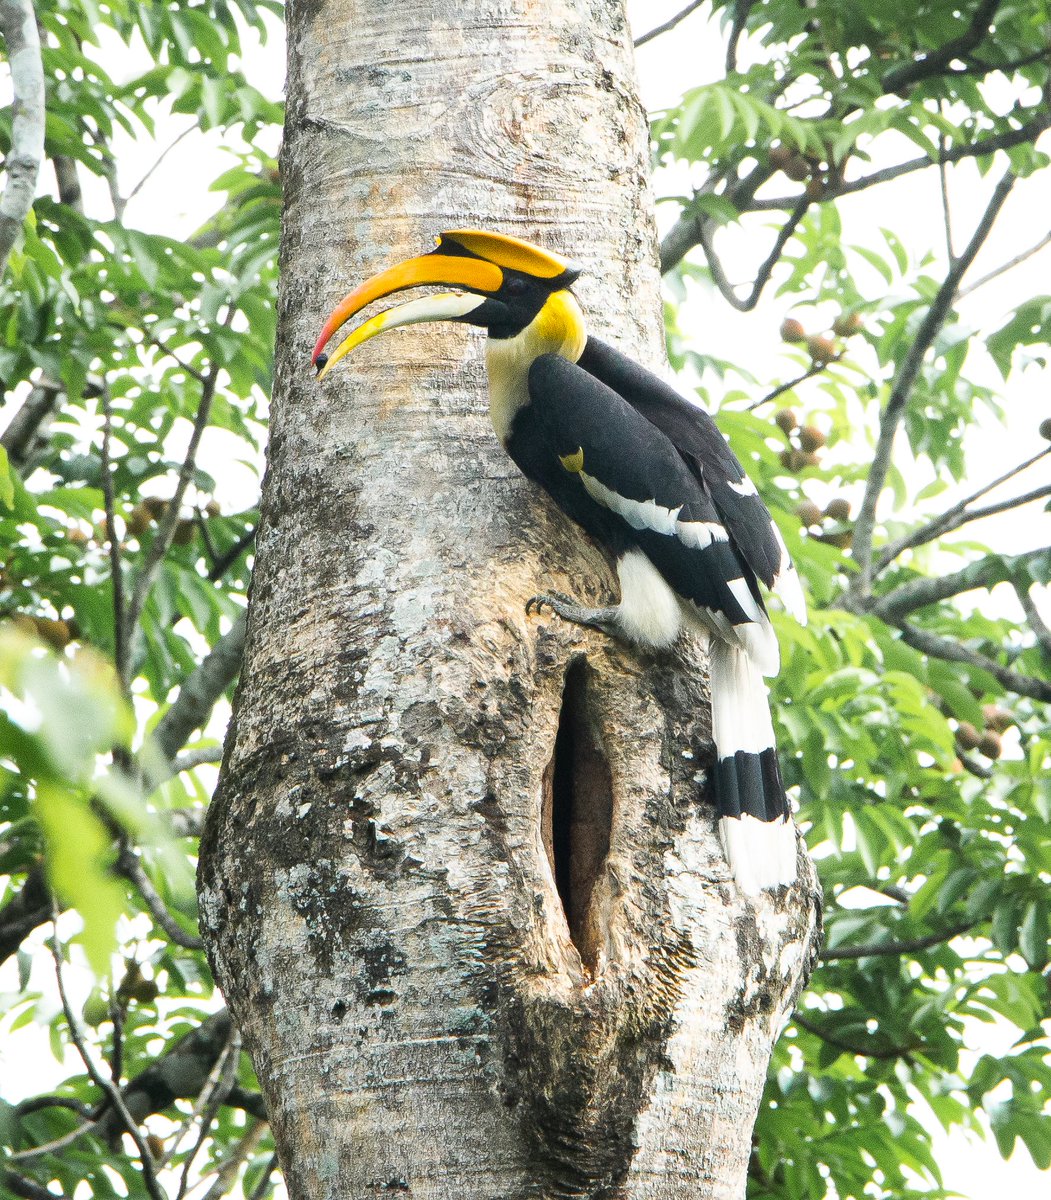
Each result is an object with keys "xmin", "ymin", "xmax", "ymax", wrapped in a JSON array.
[{"xmin": 312, "ymin": 230, "xmax": 806, "ymax": 893}]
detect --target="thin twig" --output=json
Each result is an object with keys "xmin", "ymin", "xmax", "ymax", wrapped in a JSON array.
[
  {"xmin": 140, "ymin": 329, "xmax": 210, "ymax": 386},
  {"xmin": 125, "ymin": 307, "xmax": 233, "ymax": 642},
  {"xmin": 0, "ymin": 0, "xmax": 45, "ymax": 273},
  {"xmin": 99, "ymin": 381, "xmax": 129, "ymax": 687},
  {"xmin": 7, "ymin": 1120, "xmax": 96, "ymax": 1161},
  {"xmin": 747, "ymin": 359, "xmax": 832, "ymax": 410},
  {"xmin": 115, "ymin": 843, "xmax": 204, "ymax": 950},
  {"xmin": 660, "ymin": 112, "xmax": 1049, "ymax": 272},
  {"xmin": 937, "ymin": 127, "xmax": 954, "ymax": 258},
  {"xmin": 49, "ymin": 924, "xmax": 167, "ymax": 1200},
  {"xmin": 851, "ymin": 171, "xmax": 1016, "ymax": 595},
  {"xmin": 126, "ymin": 125, "xmax": 196, "ymax": 206},
  {"xmin": 725, "ymin": 0, "xmax": 757, "ymax": 73},
  {"xmin": 695, "ymin": 196, "xmax": 810, "ymax": 312},
  {"xmin": 873, "ymin": 445, "xmax": 1051, "ymax": 573},
  {"xmin": 821, "ymin": 918, "xmax": 978, "ymax": 961},
  {"xmin": 744, "ymin": 111, "xmax": 1050, "ymax": 212},
  {"xmin": 174, "ymin": 1029, "xmax": 242, "ymax": 1200},
  {"xmin": 196, "ymin": 1121, "xmax": 267, "ymax": 1200},
  {"xmin": 1016, "ymin": 583, "xmax": 1051, "ymax": 657},
  {"xmin": 957, "ymin": 228, "xmax": 1051, "ymax": 299},
  {"xmin": 634, "ymin": 0, "xmax": 706, "ymax": 48}
]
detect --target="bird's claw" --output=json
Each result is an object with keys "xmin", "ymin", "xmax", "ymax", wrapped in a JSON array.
[{"xmin": 526, "ymin": 591, "xmax": 576, "ymax": 618}]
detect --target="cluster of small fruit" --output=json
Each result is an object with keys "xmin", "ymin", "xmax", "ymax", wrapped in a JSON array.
[
  {"xmin": 64, "ymin": 496, "xmax": 219, "ymax": 552},
  {"xmin": 775, "ymin": 405, "xmax": 826, "ymax": 472},
  {"xmin": 6, "ymin": 498, "xmax": 219, "ymax": 651},
  {"xmin": 780, "ymin": 311, "xmax": 863, "ymax": 367},
  {"xmin": 953, "ymin": 704, "xmax": 1013, "ymax": 762},
  {"xmin": 768, "ymin": 142, "xmax": 846, "ymax": 201},
  {"xmin": 9, "ymin": 611, "xmax": 80, "ymax": 650},
  {"xmin": 122, "ymin": 496, "xmax": 219, "ymax": 546}
]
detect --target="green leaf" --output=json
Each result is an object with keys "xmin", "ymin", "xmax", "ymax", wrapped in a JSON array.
[
  {"xmin": 1019, "ymin": 901, "xmax": 1050, "ymax": 971},
  {"xmin": 35, "ymin": 781, "xmax": 127, "ymax": 976},
  {"xmin": 0, "ymin": 446, "xmax": 14, "ymax": 510}
]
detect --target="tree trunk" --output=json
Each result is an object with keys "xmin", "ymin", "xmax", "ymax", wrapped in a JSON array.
[{"xmin": 198, "ymin": 2, "xmax": 821, "ymax": 1198}]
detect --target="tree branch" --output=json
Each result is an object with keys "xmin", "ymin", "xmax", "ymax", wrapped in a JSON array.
[
  {"xmin": 0, "ymin": 0, "xmax": 45, "ymax": 273},
  {"xmin": 50, "ymin": 927, "xmax": 167, "ymax": 1200},
  {"xmin": 114, "ymin": 841, "xmax": 204, "ymax": 950},
  {"xmin": 896, "ymin": 621, "xmax": 1051, "ymax": 703},
  {"xmin": 957, "ymin": 228, "xmax": 1051, "ymax": 299},
  {"xmin": 881, "ymin": 0, "xmax": 1002, "ymax": 94},
  {"xmin": 660, "ymin": 163, "xmax": 780, "ymax": 274},
  {"xmin": 0, "ymin": 862, "xmax": 50, "ymax": 966},
  {"xmin": 2, "ymin": 1168, "xmax": 68, "ymax": 1200},
  {"xmin": 14, "ymin": 1095, "xmax": 94, "ymax": 1119},
  {"xmin": 821, "ymin": 918, "xmax": 978, "ymax": 961},
  {"xmin": 207, "ymin": 524, "xmax": 257, "ymax": 582},
  {"xmin": 1, "ymin": 374, "xmax": 103, "ymax": 468},
  {"xmin": 725, "ymin": 0, "xmax": 757, "ymax": 74},
  {"xmin": 871, "ymin": 551, "xmax": 1047, "ymax": 623},
  {"xmin": 152, "ymin": 612, "xmax": 247, "ymax": 764},
  {"xmin": 792, "ymin": 1012, "xmax": 920, "ymax": 1060},
  {"xmin": 744, "ymin": 114, "xmax": 1050, "ymax": 213},
  {"xmin": 99, "ymin": 381, "xmax": 129, "ymax": 687},
  {"xmin": 701, "ymin": 195, "xmax": 811, "ymax": 313},
  {"xmin": 851, "ymin": 171, "xmax": 1016, "ymax": 595},
  {"xmin": 873, "ymin": 446, "xmax": 1051, "ymax": 574},
  {"xmin": 634, "ymin": 0, "xmax": 706, "ymax": 48},
  {"xmin": 1016, "ymin": 583, "xmax": 1051, "ymax": 658},
  {"xmin": 170, "ymin": 745, "xmax": 223, "ymax": 774},
  {"xmin": 52, "ymin": 154, "xmax": 84, "ymax": 211}
]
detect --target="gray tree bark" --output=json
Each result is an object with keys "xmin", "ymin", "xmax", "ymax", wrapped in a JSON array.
[{"xmin": 198, "ymin": 2, "xmax": 821, "ymax": 1198}]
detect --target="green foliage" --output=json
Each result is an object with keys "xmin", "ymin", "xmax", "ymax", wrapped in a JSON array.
[
  {"xmin": 1, "ymin": 3, "xmax": 1049, "ymax": 1200},
  {"xmin": 658, "ymin": 2, "xmax": 1051, "ymax": 1197},
  {"xmin": 1, "ymin": 2, "xmax": 280, "ymax": 1197}
]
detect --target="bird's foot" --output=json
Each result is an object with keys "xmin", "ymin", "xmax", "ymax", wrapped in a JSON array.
[{"xmin": 526, "ymin": 592, "xmax": 621, "ymax": 638}]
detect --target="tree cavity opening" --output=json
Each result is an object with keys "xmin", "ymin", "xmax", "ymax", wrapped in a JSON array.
[{"xmin": 542, "ymin": 659, "xmax": 613, "ymax": 972}]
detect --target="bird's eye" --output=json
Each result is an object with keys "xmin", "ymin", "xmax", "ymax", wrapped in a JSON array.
[{"xmin": 504, "ymin": 276, "xmax": 528, "ymax": 297}]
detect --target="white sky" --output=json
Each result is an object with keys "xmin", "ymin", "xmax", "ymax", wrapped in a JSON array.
[{"xmin": 2, "ymin": 2, "xmax": 1049, "ymax": 1196}]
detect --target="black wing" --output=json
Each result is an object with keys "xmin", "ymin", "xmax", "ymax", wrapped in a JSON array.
[
  {"xmin": 577, "ymin": 337, "xmax": 805, "ymax": 622},
  {"xmin": 513, "ymin": 353, "xmax": 767, "ymax": 630}
]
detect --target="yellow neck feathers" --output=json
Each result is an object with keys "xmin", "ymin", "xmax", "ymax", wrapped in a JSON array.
[{"xmin": 484, "ymin": 291, "xmax": 587, "ymax": 443}]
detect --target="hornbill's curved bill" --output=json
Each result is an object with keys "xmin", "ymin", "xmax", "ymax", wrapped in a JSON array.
[{"xmin": 313, "ymin": 229, "xmax": 806, "ymax": 894}]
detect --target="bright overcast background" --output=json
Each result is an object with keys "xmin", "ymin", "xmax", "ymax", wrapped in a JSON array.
[{"xmin": 3, "ymin": 0, "xmax": 1049, "ymax": 1195}]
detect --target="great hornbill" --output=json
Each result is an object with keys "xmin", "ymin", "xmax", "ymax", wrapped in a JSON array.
[{"xmin": 312, "ymin": 230, "xmax": 806, "ymax": 893}]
